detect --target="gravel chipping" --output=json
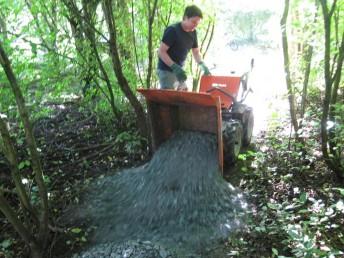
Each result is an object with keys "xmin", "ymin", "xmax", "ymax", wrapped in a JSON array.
[
  {"xmin": 72, "ymin": 240, "xmax": 176, "ymax": 258},
  {"xmin": 71, "ymin": 131, "xmax": 247, "ymax": 257}
]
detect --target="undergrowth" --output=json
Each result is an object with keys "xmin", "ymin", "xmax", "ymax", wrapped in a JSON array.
[{"xmin": 226, "ymin": 119, "xmax": 344, "ymax": 258}]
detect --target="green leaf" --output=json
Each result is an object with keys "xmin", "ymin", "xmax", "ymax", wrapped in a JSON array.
[
  {"xmin": 18, "ymin": 161, "xmax": 25, "ymax": 170},
  {"xmin": 71, "ymin": 228, "xmax": 82, "ymax": 234},
  {"xmin": 333, "ymin": 188, "xmax": 344, "ymax": 197},
  {"xmin": 297, "ymin": 209, "xmax": 309, "ymax": 214},
  {"xmin": 299, "ymin": 192, "xmax": 307, "ymax": 204},
  {"xmin": 267, "ymin": 203, "xmax": 280, "ymax": 210},
  {"xmin": 255, "ymin": 226, "xmax": 266, "ymax": 232},
  {"xmin": 287, "ymin": 229, "xmax": 300, "ymax": 240},
  {"xmin": 1, "ymin": 239, "xmax": 12, "ymax": 249},
  {"xmin": 272, "ymin": 248, "xmax": 278, "ymax": 256},
  {"xmin": 241, "ymin": 166, "xmax": 248, "ymax": 172},
  {"xmin": 335, "ymin": 200, "xmax": 344, "ymax": 212},
  {"xmin": 18, "ymin": 160, "xmax": 30, "ymax": 170}
]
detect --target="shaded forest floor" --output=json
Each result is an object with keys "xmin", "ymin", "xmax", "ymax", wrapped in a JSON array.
[
  {"xmin": 1, "ymin": 101, "xmax": 343, "ymax": 258},
  {"xmin": 0, "ymin": 102, "xmax": 149, "ymax": 258}
]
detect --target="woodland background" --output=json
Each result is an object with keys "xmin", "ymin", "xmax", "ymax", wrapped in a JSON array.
[{"xmin": 0, "ymin": 0, "xmax": 343, "ymax": 257}]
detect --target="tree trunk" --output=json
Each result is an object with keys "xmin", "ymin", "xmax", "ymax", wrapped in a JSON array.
[
  {"xmin": 0, "ymin": 41, "xmax": 49, "ymax": 249},
  {"xmin": 62, "ymin": 0, "xmax": 122, "ymax": 120},
  {"xmin": 300, "ymin": 45, "xmax": 313, "ymax": 119},
  {"xmin": 280, "ymin": 0, "xmax": 299, "ymax": 138},
  {"xmin": 83, "ymin": 0, "xmax": 122, "ymax": 120},
  {"xmin": 301, "ymin": 3, "xmax": 318, "ymax": 119},
  {"xmin": 0, "ymin": 117, "xmax": 37, "ymax": 220},
  {"xmin": 0, "ymin": 13, "xmax": 7, "ymax": 40},
  {"xmin": 319, "ymin": 0, "xmax": 344, "ymax": 180},
  {"xmin": 130, "ymin": 0, "xmax": 144, "ymax": 87},
  {"xmin": 146, "ymin": 0, "xmax": 159, "ymax": 89},
  {"xmin": 102, "ymin": 0, "xmax": 148, "ymax": 137},
  {"xmin": 0, "ymin": 192, "xmax": 43, "ymax": 258}
]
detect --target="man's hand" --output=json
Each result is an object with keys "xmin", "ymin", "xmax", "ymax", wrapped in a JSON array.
[
  {"xmin": 171, "ymin": 63, "xmax": 187, "ymax": 82},
  {"xmin": 199, "ymin": 61, "xmax": 211, "ymax": 75}
]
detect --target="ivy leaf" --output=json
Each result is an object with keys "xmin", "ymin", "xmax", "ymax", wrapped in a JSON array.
[{"xmin": 71, "ymin": 228, "xmax": 82, "ymax": 234}]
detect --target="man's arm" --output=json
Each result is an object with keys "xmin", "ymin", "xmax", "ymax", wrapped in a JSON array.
[
  {"xmin": 158, "ymin": 42, "xmax": 174, "ymax": 67},
  {"xmin": 158, "ymin": 42, "xmax": 187, "ymax": 82},
  {"xmin": 191, "ymin": 47, "xmax": 202, "ymax": 64},
  {"xmin": 192, "ymin": 47, "xmax": 211, "ymax": 75}
]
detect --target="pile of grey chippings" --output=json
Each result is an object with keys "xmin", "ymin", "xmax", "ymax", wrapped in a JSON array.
[
  {"xmin": 72, "ymin": 131, "xmax": 247, "ymax": 257},
  {"xmin": 72, "ymin": 240, "xmax": 176, "ymax": 258}
]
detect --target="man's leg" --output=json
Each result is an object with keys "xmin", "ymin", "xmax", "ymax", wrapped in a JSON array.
[{"xmin": 157, "ymin": 69, "xmax": 178, "ymax": 89}]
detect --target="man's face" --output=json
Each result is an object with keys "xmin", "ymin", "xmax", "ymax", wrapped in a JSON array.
[{"xmin": 183, "ymin": 16, "xmax": 201, "ymax": 32}]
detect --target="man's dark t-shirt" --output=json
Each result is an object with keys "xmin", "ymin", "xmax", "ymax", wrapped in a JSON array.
[{"xmin": 158, "ymin": 22, "xmax": 198, "ymax": 72}]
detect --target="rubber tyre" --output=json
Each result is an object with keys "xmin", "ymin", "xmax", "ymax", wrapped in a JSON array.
[
  {"xmin": 222, "ymin": 120, "xmax": 243, "ymax": 164},
  {"xmin": 243, "ymin": 109, "xmax": 254, "ymax": 146}
]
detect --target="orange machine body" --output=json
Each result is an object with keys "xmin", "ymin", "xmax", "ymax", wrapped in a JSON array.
[
  {"xmin": 138, "ymin": 75, "xmax": 244, "ymax": 174},
  {"xmin": 138, "ymin": 89, "xmax": 224, "ymax": 173},
  {"xmin": 199, "ymin": 75, "xmax": 241, "ymax": 109}
]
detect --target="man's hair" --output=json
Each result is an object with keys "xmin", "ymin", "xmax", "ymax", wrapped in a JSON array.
[{"xmin": 183, "ymin": 5, "xmax": 203, "ymax": 19}]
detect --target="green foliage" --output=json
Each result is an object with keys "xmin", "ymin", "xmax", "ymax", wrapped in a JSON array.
[
  {"xmin": 331, "ymin": 103, "xmax": 344, "ymax": 166},
  {"xmin": 0, "ymin": 0, "xmax": 77, "ymax": 119},
  {"xmin": 115, "ymin": 131, "xmax": 147, "ymax": 156},
  {"xmin": 224, "ymin": 9, "xmax": 273, "ymax": 43},
  {"xmin": 1, "ymin": 0, "xmax": 215, "ymax": 117},
  {"xmin": 333, "ymin": 188, "xmax": 344, "ymax": 196},
  {"xmin": 1, "ymin": 0, "xmax": 343, "ymax": 256},
  {"xmin": 67, "ymin": 227, "xmax": 88, "ymax": 247},
  {"xmin": 0, "ymin": 238, "xmax": 13, "ymax": 257},
  {"xmin": 18, "ymin": 160, "xmax": 30, "ymax": 170},
  {"xmin": 226, "ymin": 120, "xmax": 344, "ymax": 257}
]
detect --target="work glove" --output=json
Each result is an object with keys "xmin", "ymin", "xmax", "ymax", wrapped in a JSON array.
[
  {"xmin": 199, "ymin": 61, "xmax": 211, "ymax": 75},
  {"xmin": 171, "ymin": 63, "xmax": 187, "ymax": 82}
]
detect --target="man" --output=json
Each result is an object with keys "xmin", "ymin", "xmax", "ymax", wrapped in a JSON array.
[{"xmin": 157, "ymin": 5, "xmax": 210, "ymax": 90}]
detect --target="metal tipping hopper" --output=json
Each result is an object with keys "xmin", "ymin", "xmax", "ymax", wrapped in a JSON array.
[{"xmin": 138, "ymin": 89, "xmax": 224, "ymax": 174}]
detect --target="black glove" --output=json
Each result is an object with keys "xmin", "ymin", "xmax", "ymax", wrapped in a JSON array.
[{"xmin": 171, "ymin": 63, "xmax": 187, "ymax": 82}]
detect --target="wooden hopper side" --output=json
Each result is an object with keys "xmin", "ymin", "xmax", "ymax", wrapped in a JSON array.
[{"xmin": 138, "ymin": 89, "xmax": 223, "ymax": 174}]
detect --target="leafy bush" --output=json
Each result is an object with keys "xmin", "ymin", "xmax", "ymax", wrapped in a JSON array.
[{"xmin": 226, "ymin": 121, "xmax": 344, "ymax": 257}]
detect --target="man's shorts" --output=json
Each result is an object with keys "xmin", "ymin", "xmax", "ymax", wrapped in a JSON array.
[{"xmin": 157, "ymin": 69, "xmax": 178, "ymax": 89}]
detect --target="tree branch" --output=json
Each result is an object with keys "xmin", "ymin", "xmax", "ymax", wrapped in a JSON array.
[
  {"xmin": 0, "ymin": 189, "xmax": 39, "ymax": 251},
  {"xmin": 0, "ymin": 116, "xmax": 35, "ymax": 218},
  {"xmin": 0, "ymin": 41, "xmax": 49, "ymax": 246}
]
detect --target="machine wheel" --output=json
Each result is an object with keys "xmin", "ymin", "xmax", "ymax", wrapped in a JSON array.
[
  {"xmin": 243, "ymin": 108, "xmax": 254, "ymax": 146},
  {"xmin": 222, "ymin": 120, "xmax": 243, "ymax": 164}
]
